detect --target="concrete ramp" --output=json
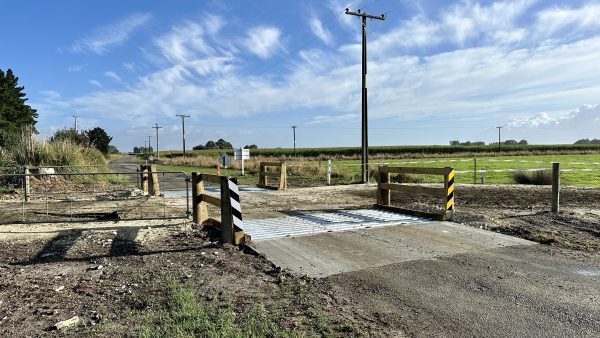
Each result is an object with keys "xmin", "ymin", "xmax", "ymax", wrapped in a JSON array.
[{"xmin": 250, "ymin": 221, "xmax": 535, "ymax": 278}]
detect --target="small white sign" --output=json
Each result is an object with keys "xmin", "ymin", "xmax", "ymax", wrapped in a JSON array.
[{"xmin": 234, "ymin": 148, "xmax": 250, "ymax": 160}]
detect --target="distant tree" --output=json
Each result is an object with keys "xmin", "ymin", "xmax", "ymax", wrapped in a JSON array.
[
  {"xmin": 574, "ymin": 138, "xmax": 591, "ymax": 144},
  {"xmin": 107, "ymin": 145, "xmax": 119, "ymax": 154},
  {"xmin": 215, "ymin": 138, "xmax": 233, "ymax": 149},
  {"xmin": 51, "ymin": 128, "xmax": 89, "ymax": 145},
  {"xmin": 193, "ymin": 139, "xmax": 234, "ymax": 150},
  {"xmin": 244, "ymin": 144, "xmax": 258, "ymax": 149},
  {"xmin": 0, "ymin": 69, "xmax": 38, "ymax": 146},
  {"xmin": 471, "ymin": 141, "xmax": 485, "ymax": 146},
  {"xmin": 85, "ymin": 127, "xmax": 112, "ymax": 154},
  {"xmin": 462, "ymin": 141, "xmax": 472, "ymax": 146},
  {"xmin": 504, "ymin": 139, "xmax": 518, "ymax": 145},
  {"xmin": 592, "ymin": 139, "xmax": 600, "ymax": 144},
  {"xmin": 133, "ymin": 146, "xmax": 140, "ymax": 153},
  {"xmin": 449, "ymin": 140, "xmax": 460, "ymax": 146},
  {"xmin": 518, "ymin": 139, "xmax": 528, "ymax": 145}
]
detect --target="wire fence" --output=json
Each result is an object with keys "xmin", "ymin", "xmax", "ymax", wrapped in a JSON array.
[{"xmin": 0, "ymin": 171, "xmax": 190, "ymax": 224}]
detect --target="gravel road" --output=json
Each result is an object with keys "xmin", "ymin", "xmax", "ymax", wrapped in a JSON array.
[{"xmin": 326, "ymin": 245, "xmax": 600, "ymax": 337}]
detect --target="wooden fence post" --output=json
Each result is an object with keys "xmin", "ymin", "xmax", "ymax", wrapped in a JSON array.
[
  {"xmin": 149, "ymin": 165, "xmax": 160, "ymax": 196},
  {"xmin": 192, "ymin": 173, "xmax": 209, "ymax": 225},
  {"xmin": 140, "ymin": 165, "xmax": 149, "ymax": 195},
  {"xmin": 23, "ymin": 166, "xmax": 30, "ymax": 202},
  {"xmin": 444, "ymin": 168, "xmax": 455, "ymax": 220},
  {"xmin": 279, "ymin": 162, "xmax": 287, "ymax": 190},
  {"xmin": 551, "ymin": 162, "xmax": 560, "ymax": 213},
  {"xmin": 259, "ymin": 163, "xmax": 266, "ymax": 186},
  {"xmin": 376, "ymin": 166, "xmax": 391, "ymax": 206},
  {"xmin": 220, "ymin": 176, "xmax": 234, "ymax": 244}
]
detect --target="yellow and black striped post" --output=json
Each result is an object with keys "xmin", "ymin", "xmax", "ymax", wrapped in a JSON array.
[{"xmin": 444, "ymin": 168, "xmax": 455, "ymax": 220}]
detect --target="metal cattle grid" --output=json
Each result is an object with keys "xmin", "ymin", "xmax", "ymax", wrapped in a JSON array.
[{"xmin": 241, "ymin": 208, "xmax": 429, "ymax": 241}]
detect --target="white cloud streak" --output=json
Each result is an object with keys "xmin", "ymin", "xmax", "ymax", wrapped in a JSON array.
[
  {"xmin": 104, "ymin": 71, "xmax": 121, "ymax": 81},
  {"xmin": 309, "ymin": 16, "xmax": 333, "ymax": 44},
  {"xmin": 71, "ymin": 13, "xmax": 151, "ymax": 54},
  {"xmin": 243, "ymin": 26, "xmax": 283, "ymax": 59}
]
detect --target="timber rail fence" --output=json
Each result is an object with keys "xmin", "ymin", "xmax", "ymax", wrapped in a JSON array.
[
  {"xmin": 376, "ymin": 166, "xmax": 455, "ymax": 221},
  {"xmin": 258, "ymin": 162, "xmax": 287, "ymax": 190}
]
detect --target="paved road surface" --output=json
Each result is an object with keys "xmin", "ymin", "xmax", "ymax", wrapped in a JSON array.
[{"xmin": 251, "ymin": 223, "xmax": 600, "ymax": 337}]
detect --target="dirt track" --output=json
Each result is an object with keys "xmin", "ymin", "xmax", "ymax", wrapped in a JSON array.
[{"xmin": 0, "ymin": 183, "xmax": 598, "ymax": 336}]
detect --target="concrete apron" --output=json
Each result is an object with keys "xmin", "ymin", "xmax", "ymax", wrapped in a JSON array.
[{"xmin": 249, "ymin": 220, "xmax": 535, "ymax": 278}]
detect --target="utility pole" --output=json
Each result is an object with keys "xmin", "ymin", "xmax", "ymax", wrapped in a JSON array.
[
  {"xmin": 147, "ymin": 136, "xmax": 152, "ymax": 156},
  {"xmin": 291, "ymin": 126, "xmax": 297, "ymax": 156},
  {"xmin": 176, "ymin": 114, "xmax": 191, "ymax": 157},
  {"xmin": 72, "ymin": 115, "xmax": 79, "ymax": 132},
  {"xmin": 346, "ymin": 8, "xmax": 385, "ymax": 183},
  {"xmin": 496, "ymin": 126, "xmax": 502, "ymax": 151},
  {"xmin": 144, "ymin": 140, "xmax": 147, "ymax": 155},
  {"xmin": 152, "ymin": 123, "xmax": 163, "ymax": 158}
]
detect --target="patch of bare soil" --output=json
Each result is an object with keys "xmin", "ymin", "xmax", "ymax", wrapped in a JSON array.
[{"xmin": 0, "ymin": 221, "xmax": 378, "ymax": 336}]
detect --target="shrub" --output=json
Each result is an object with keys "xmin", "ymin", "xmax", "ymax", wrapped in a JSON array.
[{"xmin": 512, "ymin": 170, "xmax": 553, "ymax": 185}]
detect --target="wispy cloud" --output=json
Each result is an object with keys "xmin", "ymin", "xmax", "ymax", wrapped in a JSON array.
[
  {"xmin": 535, "ymin": 3, "xmax": 600, "ymax": 38},
  {"xmin": 153, "ymin": 16, "xmax": 227, "ymax": 65},
  {"xmin": 67, "ymin": 64, "xmax": 84, "ymax": 72},
  {"xmin": 88, "ymin": 80, "xmax": 102, "ymax": 88},
  {"xmin": 104, "ymin": 71, "xmax": 121, "ymax": 81},
  {"xmin": 71, "ymin": 12, "xmax": 151, "ymax": 54},
  {"xmin": 243, "ymin": 26, "xmax": 283, "ymax": 59},
  {"xmin": 309, "ymin": 16, "xmax": 333, "ymax": 45}
]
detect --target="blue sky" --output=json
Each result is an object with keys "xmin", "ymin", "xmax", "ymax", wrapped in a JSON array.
[{"xmin": 2, "ymin": 0, "xmax": 600, "ymax": 151}]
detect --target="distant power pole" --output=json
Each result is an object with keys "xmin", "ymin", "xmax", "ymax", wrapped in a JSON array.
[
  {"xmin": 291, "ymin": 126, "xmax": 297, "ymax": 156},
  {"xmin": 147, "ymin": 136, "xmax": 152, "ymax": 156},
  {"xmin": 176, "ymin": 114, "xmax": 191, "ymax": 157},
  {"xmin": 346, "ymin": 8, "xmax": 385, "ymax": 183},
  {"xmin": 72, "ymin": 115, "xmax": 79, "ymax": 132},
  {"xmin": 496, "ymin": 126, "xmax": 502, "ymax": 151},
  {"xmin": 144, "ymin": 140, "xmax": 147, "ymax": 155},
  {"xmin": 152, "ymin": 123, "xmax": 163, "ymax": 158}
]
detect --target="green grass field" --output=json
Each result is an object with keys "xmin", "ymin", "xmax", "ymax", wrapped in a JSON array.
[{"xmin": 155, "ymin": 153, "xmax": 600, "ymax": 187}]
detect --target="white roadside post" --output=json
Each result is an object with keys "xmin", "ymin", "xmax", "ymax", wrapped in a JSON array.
[
  {"xmin": 234, "ymin": 148, "xmax": 250, "ymax": 176},
  {"xmin": 327, "ymin": 159, "xmax": 332, "ymax": 185}
]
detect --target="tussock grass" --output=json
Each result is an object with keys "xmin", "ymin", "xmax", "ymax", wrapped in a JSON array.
[
  {"xmin": 512, "ymin": 170, "xmax": 553, "ymax": 185},
  {"xmin": 0, "ymin": 131, "xmax": 106, "ymax": 169}
]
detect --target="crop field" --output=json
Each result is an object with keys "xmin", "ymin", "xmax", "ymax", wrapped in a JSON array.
[
  {"xmin": 154, "ymin": 153, "xmax": 600, "ymax": 187},
  {"xmin": 160, "ymin": 144, "xmax": 600, "ymax": 158}
]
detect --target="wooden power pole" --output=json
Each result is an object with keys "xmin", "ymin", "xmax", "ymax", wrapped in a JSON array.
[
  {"xmin": 345, "ymin": 8, "xmax": 385, "ymax": 183},
  {"xmin": 153, "ymin": 123, "xmax": 163, "ymax": 159},
  {"xmin": 176, "ymin": 114, "xmax": 191, "ymax": 157}
]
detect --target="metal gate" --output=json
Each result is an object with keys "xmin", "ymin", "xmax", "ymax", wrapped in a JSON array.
[{"xmin": 0, "ymin": 170, "xmax": 190, "ymax": 224}]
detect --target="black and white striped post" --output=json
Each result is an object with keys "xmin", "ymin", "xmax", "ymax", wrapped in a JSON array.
[{"xmin": 219, "ymin": 176, "xmax": 242, "ymax": 244}]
